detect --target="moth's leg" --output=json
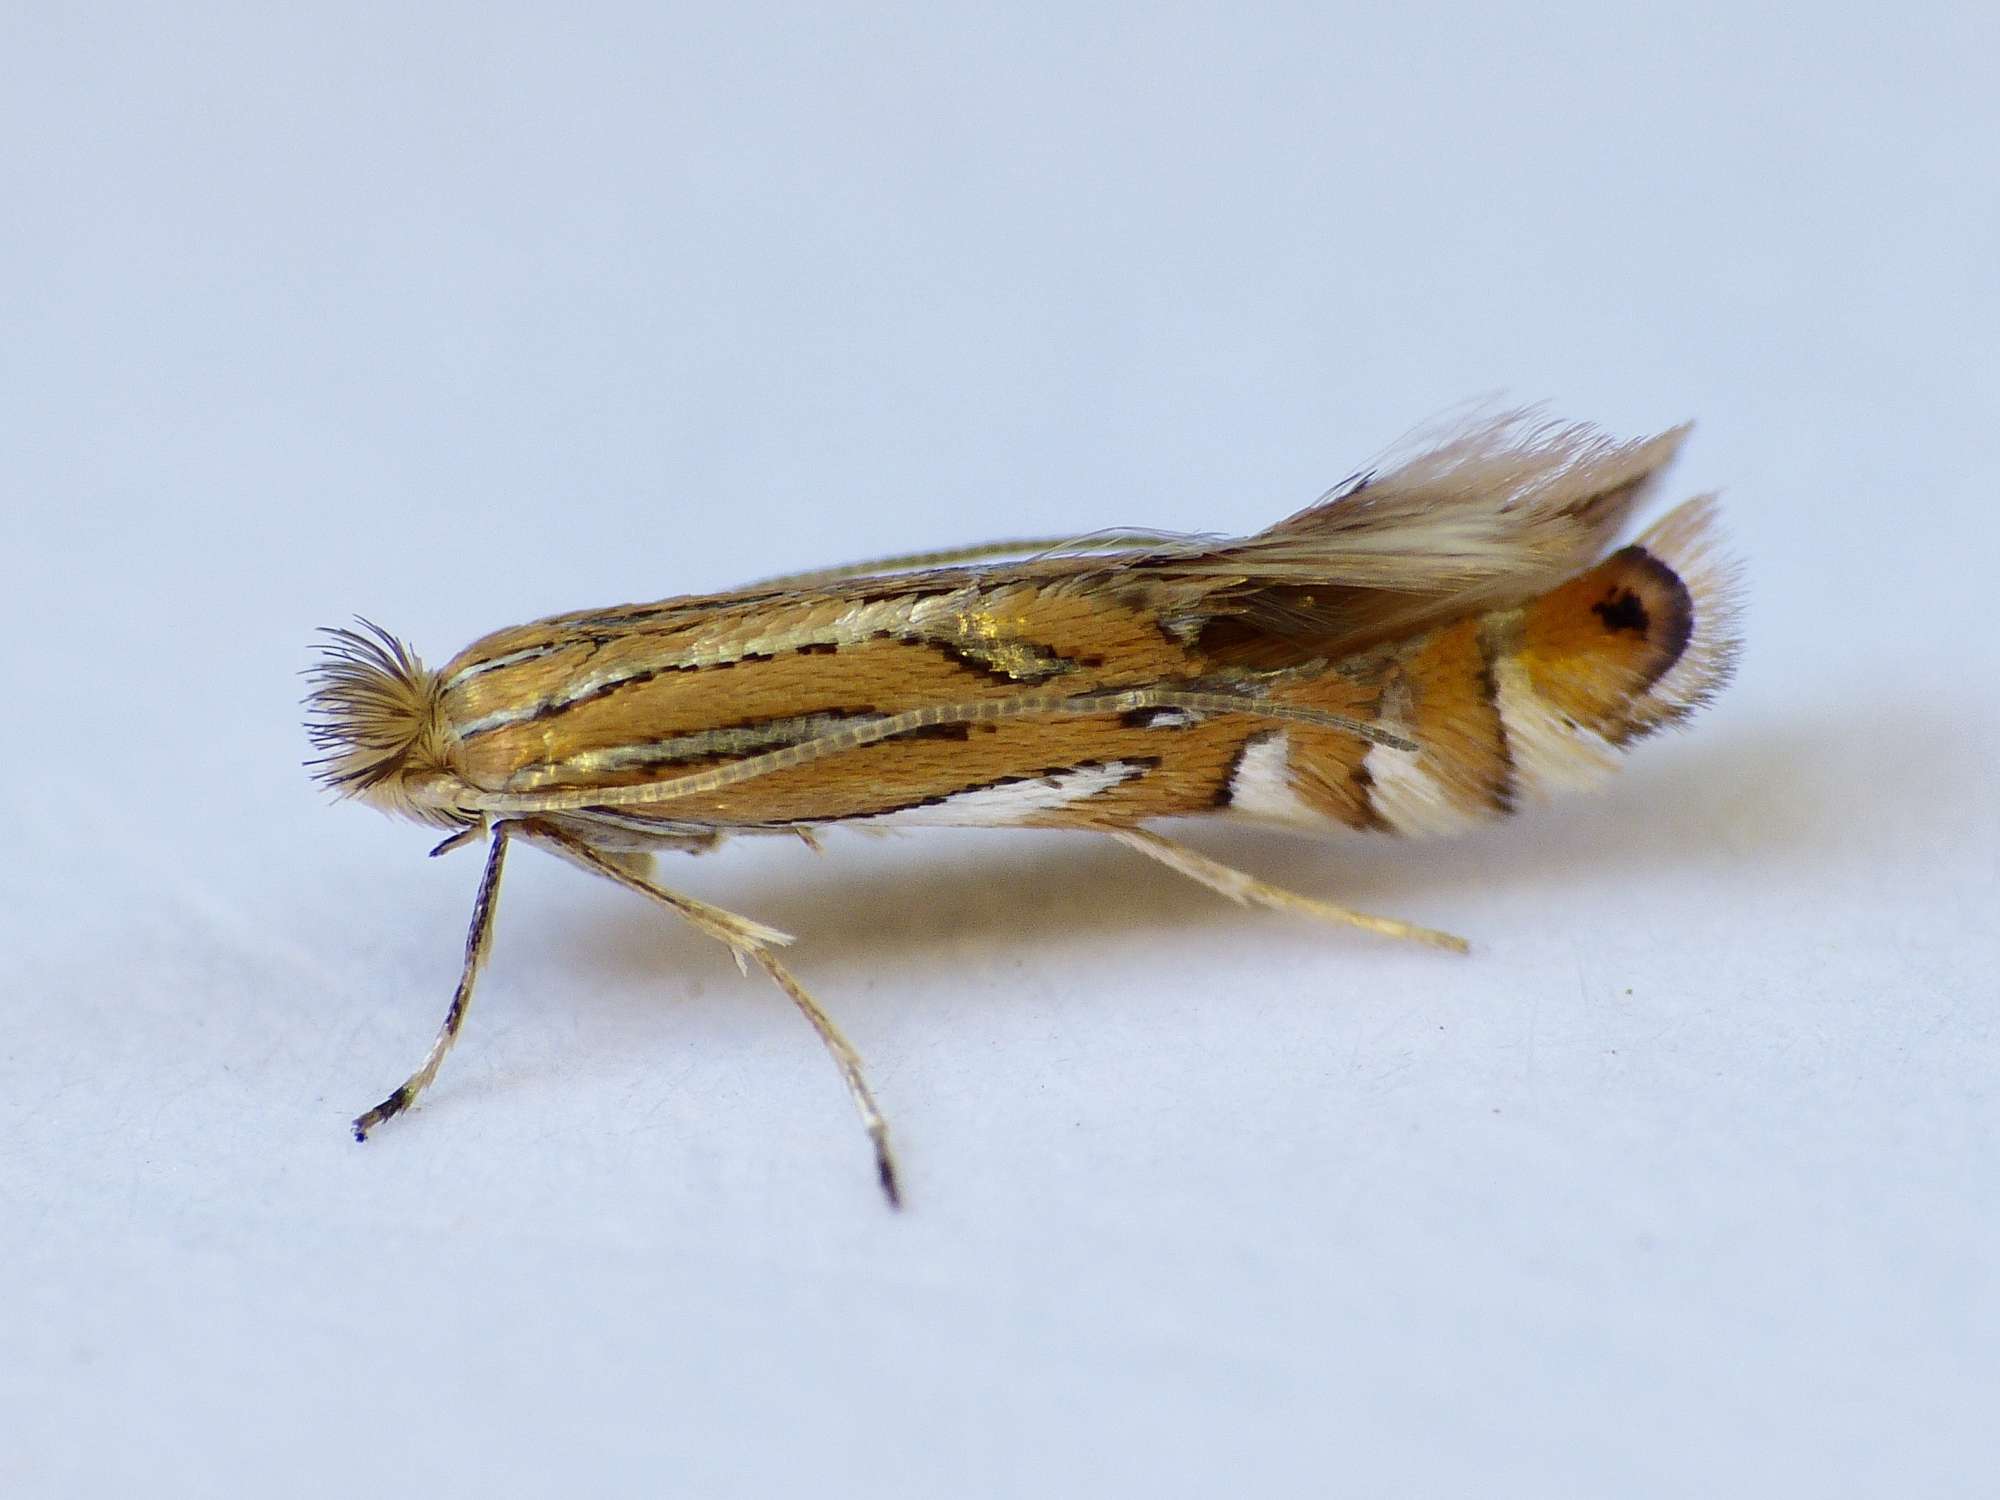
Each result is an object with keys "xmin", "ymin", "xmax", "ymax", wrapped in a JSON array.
[
  {"xmin": 527, "ymin": 822, "xmax": 903, "ymax": 1210},
  {"xmin": 744, "ymin": 947, "xmax": 903, "ymax": 1210},
  {"xmin": 354, "ymin": 819, "xmax": 516, "ymax": 1140},
  {"xmin": 1109, "ymin": 826, "xmax": 1469, "ymax": 953},
  {"xmin": 596, "ymin": 850, "xmax": 656, "ymax": 883}
]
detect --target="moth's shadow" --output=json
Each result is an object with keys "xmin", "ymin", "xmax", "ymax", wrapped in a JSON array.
[{"xmin": 566, "ymin": 707, "xmax": 1872, "ymax": 1004}]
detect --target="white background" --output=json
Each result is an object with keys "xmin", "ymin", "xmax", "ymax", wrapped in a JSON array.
[{"xmin": 5, "ymin": 4, "xmax": 1996, "ymax": 1496}]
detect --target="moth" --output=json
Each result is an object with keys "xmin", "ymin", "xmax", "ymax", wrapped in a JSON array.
[{"xmin": 307, "ymin": 413, "xmax": 1740, "ymax": 1206}]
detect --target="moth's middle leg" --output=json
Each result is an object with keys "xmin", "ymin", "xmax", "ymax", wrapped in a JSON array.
[{"xmin": 525, "ymin": 821, "xmax": 903, "ymax": 1209}]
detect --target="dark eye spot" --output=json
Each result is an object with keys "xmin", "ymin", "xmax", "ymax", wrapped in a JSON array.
[{"xmin": 1592, "ymin": 587, "xmax": 1651, "ymax": 636}]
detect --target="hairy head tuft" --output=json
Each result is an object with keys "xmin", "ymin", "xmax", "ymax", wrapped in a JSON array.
[{"xmin": 304, "ymin": 622, "xmax": 451, "ymax": 821}]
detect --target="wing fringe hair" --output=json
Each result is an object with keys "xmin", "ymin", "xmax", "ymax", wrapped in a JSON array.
[{"xmin": 1137, "ymin": 410, "xmax": 1692, "ymax": 662}]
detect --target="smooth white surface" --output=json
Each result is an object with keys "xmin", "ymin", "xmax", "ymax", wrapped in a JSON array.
[{"xmin": 5, "ymin": 6, "xmax": 1996, "ymax": 1496}]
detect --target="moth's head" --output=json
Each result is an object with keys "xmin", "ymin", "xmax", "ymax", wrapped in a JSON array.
[{"xmin": 305, "ymin": 622, "xmax": 469, "ymax": 829}]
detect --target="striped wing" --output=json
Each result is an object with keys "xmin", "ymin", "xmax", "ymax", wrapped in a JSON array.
[{"xmin": 429, "ymin": 415, "xmax": 1699, "ymax": 833}]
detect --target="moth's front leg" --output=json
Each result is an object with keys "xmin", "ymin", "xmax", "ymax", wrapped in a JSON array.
[{"xmin": 353, "ymin": 819, "xmax": 518, "ymax": 1140}]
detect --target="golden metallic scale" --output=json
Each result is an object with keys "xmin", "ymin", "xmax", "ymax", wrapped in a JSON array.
[{"xmin": 307, "ymin": 413, "xmax": 1740, "ymax": 1205}]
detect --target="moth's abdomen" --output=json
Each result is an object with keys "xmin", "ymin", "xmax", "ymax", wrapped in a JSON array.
[{"xmin": 1233, "ymin": 498, "xmax": 1740, "ymax": 836}]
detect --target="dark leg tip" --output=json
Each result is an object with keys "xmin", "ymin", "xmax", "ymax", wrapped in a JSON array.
[
  {"xmin": 351, "ymin": 1085, "xmax": 410, "ymax": 1142},
  {"xmin": 878, "ymin": 1154, "xmax": 904, "ymax": 1211}
]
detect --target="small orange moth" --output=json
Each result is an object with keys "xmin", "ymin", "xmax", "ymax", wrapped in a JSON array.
[{"xmin": 307, "ymin": 412, "xmax": 1739, "ymax": 1206}]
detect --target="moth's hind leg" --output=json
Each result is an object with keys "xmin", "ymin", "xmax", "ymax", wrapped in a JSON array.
[
  {"xmin": 1109, "ymin": 826, "xmax": 1469, "ymax": 953},
  {"xmin": 526, "ymin": 821, "xmax": 903, "ymax": 1209}
]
